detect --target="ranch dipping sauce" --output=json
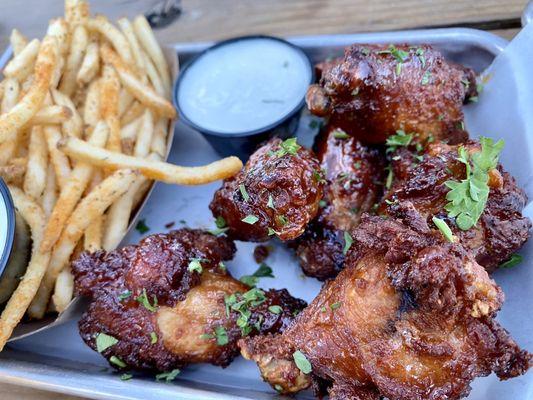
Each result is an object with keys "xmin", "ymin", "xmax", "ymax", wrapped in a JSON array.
[{"xmin": 175, "ymin": 36, "xmax": 313, "ymax": 158}]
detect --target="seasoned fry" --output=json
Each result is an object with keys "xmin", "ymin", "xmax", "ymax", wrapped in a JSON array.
[
  {"xmin": 28, "ymin": 105, "xmax": 72, "ymax": 125},
  {"xmin": 84, "ymin": 214, "xmax": 103, "ymax": 251},
  {"xmin": 0, "ymin": 78, "xmax": 21, "ymax": 165},
  {"xmin": 118, "ymin": 88, "xmax": 134, "ymax": 117},
  {"xmin": 0, "ymin": 35, "xmax": 58, "ymax": 144},
  {"xmin": 133, "ymin": 15, "xmax": 171, "ymax": 93},
  {"xmin": 23, "ymin": 126, "xmax": 48, "ymax": 200},
  {"xmin": 100, "ymin": 64, "xmax": 121, "ymax": 152},
  {"xmin": 151, "ymin": 117, "xmax": 168, "ymax": 158},
  {"xmin": 29, "ymin": 169, "xmax": 137, "ymax": 318},
  {"xmin": 65, "ymin": 0, "xmax": 89, "ymax": 27},
  {"xmin": 43, "ymin": 125, "xmax": 71, "ymax": 189},
  {"xmin": 83, "ymin": 78, "xmax": 100, "ymax": 127},
  {"xmin": 59, "ymin": 136, "xmax": 243, "ymax": 185},
  {"xmin": 51, "ymin": 268, "xmax": 74, "ymax": 313},
  {"xmin": 86, "ymin": 16, "xmax": 134, "ymax": 66},
  {"xmin": 142, "ymin": 50, "xmax": 165, "ymax": 97},
  {"xmin": 117, "ymin": 18, "xmax": 146, "ymax": 77},
  {"xmin": 40, "ymin": 121, "xmax": 108, "ymax": 252},
  {"xmin": 46, "ymin": 18, "xmax": 70, "ymax": 56},
  {"xmin": 0, "ymin": 158, "xmax": 26, "ymax": 185},
  {"xmin": 101, "ymin": 44, "xmax": 175, "ymax": 118},
  {"xmin": 10, "ymin": 29, "xmax": 29, "ymax": 56},
  {"xmin": 76, "ymin": 41, "xmax": 99, "ymax": 84},
  {"xmin": 133, "ymin": 109, "xmax": 154, "ymax": 157},
  {"xmin": 59, "ymin": 25, "xmax": 89, "ymax": 96},
  {"xmin": 41, "ymin": 163, "xmax": 57, "ymax": 217},
  {"xmin": 51, "ymin": 89, "xmax": 83, "ymax": 138},
  {"xmin": 3, "ymin": 39, "xmax": 40, "ymax": 81},
  {"xmin": 120, "ymin": 101, "xmax": 144, "ymax": 126},
  {"xmin": 0, "ymin": 187, "xmax": 50, "ymax": 350},
  {"xmin": 120, "ymin": 116, "xmax": 141, "ymax": 155}
]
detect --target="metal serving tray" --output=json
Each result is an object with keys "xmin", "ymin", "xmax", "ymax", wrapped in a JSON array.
[{"xmin": 0, "ymin": 27, "xmax": 531, "ymax": 400}]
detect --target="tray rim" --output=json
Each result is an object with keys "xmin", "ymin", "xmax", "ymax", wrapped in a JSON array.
[{"xmin": 0, "ymin": 26, "xmax": 514, "ymax": 400}]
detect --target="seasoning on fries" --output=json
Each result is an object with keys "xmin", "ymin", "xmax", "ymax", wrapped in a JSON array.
[{"xmin": 0, "ymin": 0, "xmax": 243, "ymax": 350}]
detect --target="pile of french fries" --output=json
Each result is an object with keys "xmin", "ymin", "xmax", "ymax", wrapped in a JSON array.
[{"xmin": 0, "ymin": 0, "xmax": 242, "ymax": 350}]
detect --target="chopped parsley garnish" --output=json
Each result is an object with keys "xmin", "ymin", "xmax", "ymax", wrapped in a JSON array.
[
  {"xmin": 319, "ymin": 200, "xmax": 327, "ymax": 208},
  {"xmin": 333, "ymin": 128, "xmax": 350, "ymax": 139},
  {"xmin": 267, "ymin": 227, "xmax": 278, "ymax": 236},
  {"xmin": 242, "ymin": 214, "xmax": 259, "ymax": 225},
  {"xmin": 274, "ymin": 138, "xmax": 301, "ymax": 157},
  {"xmin": 274, "ymin": 384, "xmax": 284, "ymax": 392},
  {"xmin": 224, "ymin": 288, "xmax": 266, "ymax": 336},
  {"xmin": 313, "ymin": 169, "xmax": 326, "ymax": 184},
  {"xmin": 118, "ymin": 290, "xmax": 132, "ymax": 301},
  {"xmin": 215, "ymin": 216, "xmax": 226, "ymax": 229},
  {"xmin": 343, "ymin": 231, "xmax": 353, "ymax": 255},
  {"xmin": 499, "ymin": 254, "xmax": 523, "ymax": 269},
  {"xmin": 276, "ymin": 214, "xmax": 289, "ymax": 226},
  {"xmin": 135, "ymin": 288, "xmax": 158, "ymax": 312},
  {"xmin": 432, "ymin": 216, "xmax": 456, "ymax": 243},
  {"xmin": 293, "ymin": 350, "xmax": 312, "ymax": 374},
  {"xmin": 109, "ymin": 356, "xmax": 126, "ymax": 368},
  {"xmin": 421, "ymin": 70, "xmax": 431, "ymax": 85},
  {"xmin": 268, "ymin": 305, "xmax": 283, "ymax": 314},
  {"xmin": 240, "ymin": 263, "xmax": 274, "ymax": 287},
  {"xmin": 120, "ymin": 373, "xmax": 132, "ymax": 381},
  {"xmin": 203, "ymin": 326, "xmax": 230, "ymax": 346},
  {"xmin": 188, "ymin": 258, "xmax": 203, "ymax": 274},
  {"xmin": 386, "ymin": 130, "xmax": 413, "ymax": 152},
  {"xmin": 379, "ymin": 44, "xmax": 409, "ymax": 76},
  {"xmin": 218, "ymin": 261, "xmax": 226, "ymax": 271},
  {"xmin": 385, "ymin": 166, "xmax": 394, "ymax": 189},
  {"xmin": 461, "ymin": 78, "xmax": 470, "ymax": 91},
  {"xmin": 267, "ymin": 194, "xmax": 275, "ymax": 209},
  {"xmin": 155, "ymin": 369, "xmax": 180, "ymax": 382},
  {"xmin": 469, "ymin": 96, "xmax": 478, "ymax": 103},
  {"xmin": 95, "ymin": 332, "xmax": 118, "ymax": 353},
  {"xmin": 150, "ymin": 332, "xmax": 158, "ymax": 344},
  {"xmin": 444, "ymin": 137, "xmax": 504, "ymax": 230},
  {"xmin": 135, "ymin": 219, "xmax": 150, "ymax": 234},
  {"xmin": 239, "ymin": 184, "xmax": 250, "ymax": 202},
  {"xmin": 330, "ymin": 302, "xmax": 342, "ymax": 310},
  {"xmin": 415, "ymin": 47, "xmax": 426, "ymax": 68}
]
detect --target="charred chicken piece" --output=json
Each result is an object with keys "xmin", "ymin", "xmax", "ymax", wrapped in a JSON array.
[
  {"xmin": 381, "ymin": 139, "xmax": 531, "ymax": 272},
  {"xmin": 240, "ymin": 216, "xmax": 531, "ymax": 399},
  {"xmin": 74, "ymin": 229, "xmax": 306, "ymax": 372},
  {"xmin": 306, "ymin": 44, "xmax": 476, "ymax": 145},
  {"xmin": 210, "ymin": 138, "xmax": 324, "ymax": 242},
  {"xmin": 292, "ymin": 125, "xmax": 385, "ymax": 280}
]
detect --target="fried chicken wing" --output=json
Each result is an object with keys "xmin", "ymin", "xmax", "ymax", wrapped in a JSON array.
[
  {"xmin": 306, "ymin": 44, "xmax": 476, "ymax": 145},
  {"xmin": 292, "ymin": 125, "xmax": 385, "ymax": 280},
  {"xmin": 240, "ymin": 216, "xmax": 531, "ymax": 399},
  {"xmin": 74, "ymin": 229, "xmax": 306, "ymax": 372},
  {"xmin": 210, "ymin": 138, "xmax": 324, "ymax": 242},
  {"xmin": 381, "ymin": 140, "xmax": 531, "ymax": 271}
]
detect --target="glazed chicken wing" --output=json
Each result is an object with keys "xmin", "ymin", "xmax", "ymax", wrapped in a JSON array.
[
  {"xmin": 210, "ymin": 138, "xmax": 324, "ymax": 242},
  {"xmin": 292, "ymin": 125, "xmax": 385, "ymax": 280},
  {"xmin": 240, "ymin": 216, "xmax": 531, "ymax": 399},
  {"xmin": 74, "ymin": 229, "xmax": 306, "ymax": 372},
  {"xmin": 306, "ymin": 44, "xmax": 476, "ymax": 145},
  {"xmin": 380, "ymin": 140, "xmax": 531, "ymax": 271}
]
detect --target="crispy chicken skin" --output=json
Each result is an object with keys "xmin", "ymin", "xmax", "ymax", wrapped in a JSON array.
[
  {"xmin": 240, "ymin": 216, "xmax": 531, "ymax": 399},
  {"xmin": 292, "ymin": 125, "xmax": 385, "ymax": 280},
  {"xmin": 73, "ymin": 229, "xmax": 306, "ymax": 372},
  {"xmin": 380, "ymin": 141, "xmax": 531, "ymax": 272},
  {"xmin": 210, "ymin": 138, "xmax": 324, "ymax": 242},
  {"xmin": 306, "ymin": 44, "xmax": 475, "ymax": 145}
]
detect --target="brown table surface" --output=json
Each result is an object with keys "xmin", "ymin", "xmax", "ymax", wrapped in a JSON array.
[{"xmin": 0, "ymin": 0, "xmax": 529, "ymax": 399}]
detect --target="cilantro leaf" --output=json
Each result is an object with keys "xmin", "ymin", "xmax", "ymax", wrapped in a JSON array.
[
  {"xmin": 150, "ymin": 332, "xmax": 158, "ymax": 344},
  {"xmin": 242, "ymin": 215, "xmax": 259, "ymax": 225},
  {"xmin": 155, "ymin": 369, "xmax": 180, "ymax": 382},
  {"xmin": 274, "ymin": 138, "xmax": 301, "ymax": 157},
  {"xmin": 188, "ymin": 258, "xmax": 203, "ymax": 274},
  {"xmin": 332, "ymin": 129, "xmax": 350, "ymax": 139},
  {"xmin": 343, "ymin": 231, "xmax": 353, "ymax": 255},
  {"xmin": 386, "ymin": 130, "xmax": 413, "ymax": 151},
  {"xmin": 240, "ymin": 263, "xmax": 274, "ymax": 287},
  {"xmin": 109, "ymin": 356, "xmax": 126, "ymax": 368},
  {"xmin": 239, "ymin": 184, "xmax": 250, "ymax": 202},
  {"xmin": 268, "ymin": 305, "xmax": 283, "ymax": 314},
  {"xmin": 135, "ymin": 288, "xmax": 158, "ymax": 312},
  {"xmin": 95, "ymin": 332, "xmax": 118, "ymax": 353},
  {"xmin": 214, "ymin": 326, "xmax": 228, "ymax": 346},
  {"xmin": 432, "ymin": 216, "xmax": 456, "ymax": 243},
  {"xmin": 499, "ymin": 254, "xmax": 523, "ymax": 269},
  {"xmin": 293, "ymin": 350, "xmax": 312, "ymax": 374},
  {"xmin": 135, "ymin": 219, "xmax": 150, "ymax": 234}
]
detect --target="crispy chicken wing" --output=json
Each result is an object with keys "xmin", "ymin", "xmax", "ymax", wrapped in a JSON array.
[
  {"xmin": 292, "ymin": 125, "xmax": 385, "ymax": 280},
  {"xmin": 240, "ymin": 216, "xmax": 531, "ymax": 399},
  {"xmin": 74, "ymin": 229, "xmax": 306, "ymax": 372},
  {"xmin": 306, "ymin": 44, "xmax": 476, "ymax": 145},
  {"xmin": 380, "ymin": 140, "xmax": 531, "ymax": 271},
  {"xmin": 210, "ymin": 138, "xmax": 324, "ymax": 242}
]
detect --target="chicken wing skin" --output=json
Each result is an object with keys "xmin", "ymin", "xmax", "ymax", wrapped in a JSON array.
[
  {"xmin": 240, "ymin": 216, "xmax": 531, "ymax": 399},
  {"xmin": 381, "ymin": 140, "xmax": 531, "ymax": 271},
  {"xmin": 210, "ymin": 138, "xmax": 324, "ymax": 242},
  {"xmin": 74, "ymin": 229, "xmax": 306, "ymax": 372},
  {"xmin": 306, "ymin": 44, "xmax": 476, "ymax": 145},
  {"xmin": 292, "ymin": 125, "xmax": 385, "ymax": 280}
]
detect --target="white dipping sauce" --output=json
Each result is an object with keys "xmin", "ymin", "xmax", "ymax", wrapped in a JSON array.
[{"xmin": 178, "ymin": 38, "xmax": 312, "ymax": 134}]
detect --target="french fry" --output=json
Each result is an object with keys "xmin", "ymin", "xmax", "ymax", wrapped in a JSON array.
[
  {"xmin": 142, "ymin": 50, "xmax": 165, "ymax": 97},
  {"xmin": 41, "ymin": 163, "xmax": 57, "ymax": 217},
  {"xmin": 65, "ymin": 0, "xmax": 90, "ymax": 27},
  {"xmin": 117, "ymin": 18, "xmax": 146, "ymax": 77},
  {"xmin": 76, "ymin": 41, "xmax": 99, "ymax": 85},
  {"xmin": 23, "ymin": 126, "xmax": 48, "ymax": 200},
  {"xmin": 29, "ymin": 168, "xmax": 137, "ymax": 318},
  {"xmin": 40, "ymin": 120, "xmax": 108, "ymax": 252},
  {"xmin": 151, "ymin": 117, "xmax": 168, "ymax": 158},
  {"xmin": 0, "ymin": 78, "xmax": 21, "ymax": 165},
  {"xmin": 83, "ymin": 78, "xmax": 100, "ymax": 127},
  {"xmin": 46, "ymin": 18, "xmax": 70, "ymax": 57},
  {"xmin": 10, "ymin": 29, "xmax": 29, "ymax": 56},
  {"xmin": 0, "ymin": 158, "xmax": 26, "ymax": 185},
  {"xmin": 133, "ymin": 15, "xmax": 171, "ymax": 94},
  {"xmin": 86, "ymin": 15, "xmax": 134, "ymax": 66},
  {"xmin": 28, "ymin": 105, "xmax": 72, "ymax": 125},
  {"xmin": 84, "ymin": 214, "xmax": 103, "ymax": 251},
  {"xmin": 120, "ymin": 115, "xmax": 142, "ymax": 155},
  {"xmin": 51, "ymin": 89, "xmax": 83, "ymax": 138},
  {"xmin": 59, "ymin": 25, "xmax": 89, "ymax": 96},
  {"xmin": 59, "ymin": 136, "xmax": 243, "ymax": 185},
  {"xmin": 118, "ymin": 88, "xmax": 134, "ymax": 117},
  {"xmin": 133, "ymin": 109, "xmax": 154, "ymax": 157},
  {"xmin": 101, "ymin": 44, "xmax": 175, "ymax": 118},
  {"xmin": 3, "ymin": 39, "xmax": 40, "ymax": 81},
  {"xmin": 100, "ymin": 64, "xmax": 121, "ymax": 152},
  {"xmin": 120, "ymin": 101, "xmax": 144, "ymax": 126},
  {"xmin": 0, "ymin": 36, "xmax": 58, "ymax": 144},
  {"xmin": 51, "ymin": 268, "xmax": 74, "ymax": 313},
  {"xmin": 0, "ymin": 187, "xmax": 50, "ymax": 350},
  {"xmin": 43, "ymin": 125, "xmax": 71, "ymax": 189}
]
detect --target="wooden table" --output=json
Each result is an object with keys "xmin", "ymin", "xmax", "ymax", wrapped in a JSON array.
[{"xmin": 0, "ymin": 0, "xmax": 528, "ymax": 399}]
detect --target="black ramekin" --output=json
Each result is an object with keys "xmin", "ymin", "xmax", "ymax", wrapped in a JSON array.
[
  {"xmin": 0, "ymin": 179, "xmax": 15, "ymax": 280},
  {"xmin": 173, "ymin": 35, "xmax": 314, "ymax": 160}
]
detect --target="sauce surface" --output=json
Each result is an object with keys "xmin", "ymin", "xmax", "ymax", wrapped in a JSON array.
[{"xmin": 178, "ymin": 38, "xmax": 311, "ymax": 134}]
